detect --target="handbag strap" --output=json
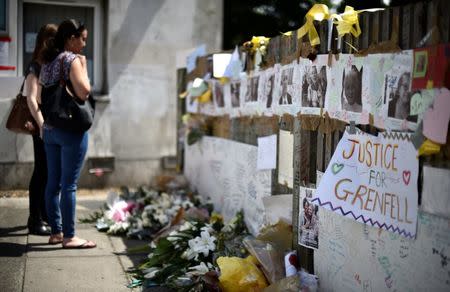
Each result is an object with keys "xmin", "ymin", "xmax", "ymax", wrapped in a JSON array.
[
  {"xmin": 59, "ymin": 55, "xmax": 67, "ymax": 86},
  {"xmin": 19, "ymin": 78, "xmax": 26, "ymax": 95}
]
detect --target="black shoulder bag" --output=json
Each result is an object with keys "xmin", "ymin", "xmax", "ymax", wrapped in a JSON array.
[{"xmin": 41, "ymin": 56, "xmax": 95, "ymax": 132}]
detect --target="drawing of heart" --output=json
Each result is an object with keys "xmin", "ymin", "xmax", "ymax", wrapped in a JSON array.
[
  {"xmin": 402, "ymin": 171, "xmax": 411, "ymax": 185},
  {"xmin": 332, "ymin": 163, "xmax": 344, "ymax": 175}
]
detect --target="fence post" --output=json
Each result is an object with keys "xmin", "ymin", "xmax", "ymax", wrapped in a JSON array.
[
  {"xmin": 293, "ymin": 117, "xmax": 314, "ymax": 273},
  {"xmin": 176, "ymin": 68, "xmax": 187, "ymax": 173}
]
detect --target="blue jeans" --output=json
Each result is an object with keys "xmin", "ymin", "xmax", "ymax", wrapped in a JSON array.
[{"xmin": 43, "ymin": 126, "xmax": 88, "ymax": 238}]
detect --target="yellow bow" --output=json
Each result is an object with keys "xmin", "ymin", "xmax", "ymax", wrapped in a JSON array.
[
  {"xmin": 297, "ymin": 4, "xmax": 330, "ymax": 46},
  {"xmin": 332, "ymin": 6, "xmax": 384, "ymax": 38},
  {"xmin": 332, "ymin": 6, "xmax": 361, "ymax": 38}
]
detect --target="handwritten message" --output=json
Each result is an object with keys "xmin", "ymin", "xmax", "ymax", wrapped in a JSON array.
[
  {"xmin": 184, "ymin": 136, "xmax": 272, "ymax": 235},
  {"xmin": 313, "ymin": 130, "xmax": 419, "ymax": 238}
]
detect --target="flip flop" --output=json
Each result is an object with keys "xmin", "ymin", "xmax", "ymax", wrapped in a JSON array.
[{"xmin": 62, "ymin": 240, "xmax": 96, "ymax": 249}]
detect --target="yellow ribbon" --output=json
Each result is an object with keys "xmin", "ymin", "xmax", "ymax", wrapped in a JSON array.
[
  {"xmin": 332, "ymin": 6, "xmax": 384, "ymax": 38},
  {"xmin": 332, "ymin": 6, "xmax": 361, "ymax": 38},
  {"xmin": 297, "ymin": 4, "xmax": 330, "ymax": 46},
  {"xmin": 418, "ymin": 139, "xmax": 441, "ymax": 156},
  {"xmin": 197, "ymin": 88, "xmax": 212, "ymax": 103}
]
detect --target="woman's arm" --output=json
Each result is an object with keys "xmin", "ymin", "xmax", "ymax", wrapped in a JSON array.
[
  {"xmin": 69, "ymin": 56, "xmax": 91, "ymax": 101},
  {"xmin": 26, "ymin": 73, "xmax": 45, "ymax": 130}
]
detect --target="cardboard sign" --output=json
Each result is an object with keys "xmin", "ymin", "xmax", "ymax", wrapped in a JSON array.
[{"xmin": 313, "ymin": 130, "xmax": 419, "ymax": 238}]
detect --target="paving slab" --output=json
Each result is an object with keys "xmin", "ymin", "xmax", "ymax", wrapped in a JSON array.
[
  {"xmin": 0, "ymin": 199, "xmax": 28, "ymax": 292},
  {"xmin": 23, "ymin": 256, "xmax": 130, "ymax": 292},
  {"xmin": 0, "ymin": 257, "xmax": 26, "ymax": 292},
  {"xmin": 0, "ymin": 195, "xmax": 145, "ymax": 292}
]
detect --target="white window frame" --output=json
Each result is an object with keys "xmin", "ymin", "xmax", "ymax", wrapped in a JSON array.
[{"xmin": 18, "ymin": 0, "xmax": 103, "ymax": 92}]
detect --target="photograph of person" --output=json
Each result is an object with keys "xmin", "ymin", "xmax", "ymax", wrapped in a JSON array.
[
  {"xmin": 387, "ymin": 72, "xmax": 415, "ymax": 121},
  {"xmin": 264, "ymin": 73, "xmax": 275, "ymax": 108},
  {"xmin": 230, "ymin": 81, "xmax": 241, "ymax": 108},
  {"xmin": 299, "ymin": 197, "xmax": 319, "ymax": 249},
  {"xmin": 301, "ymin": 66, "xmax": 327, "ymax": 108},
  {"xmin": 213, "ymin": 80, "xmax": 225, "ymax": 108},
  {"xmin": 245, "ymin": 76, "xmax": 259, "ymax": 103},
  {"xmin": 341, "ymin": 65, "xmax": 363, "ymax": 113},
  {"xmin": 278, "ymin": 67, "xmax": 294, "ymax": 105}
]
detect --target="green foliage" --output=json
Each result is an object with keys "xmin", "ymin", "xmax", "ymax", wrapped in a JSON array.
[{"xmin": 78, "ymin": 208, "xmax": 104, "ymax": 223}]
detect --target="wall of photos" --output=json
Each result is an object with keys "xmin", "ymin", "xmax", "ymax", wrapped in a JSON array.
[{"xmin": 182, "ymin": 0, "xmax": 450, "ymax": 291}]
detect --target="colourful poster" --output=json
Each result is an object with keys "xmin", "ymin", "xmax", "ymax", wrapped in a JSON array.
[{"xmin": 313, "ymin": 129, "xmax": 419, "ymax": 238}]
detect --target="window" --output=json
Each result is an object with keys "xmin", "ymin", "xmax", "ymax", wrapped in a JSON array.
[
  {"xmin": 19, "ymin": 0, "xmax": 103, "ymax": 92},
  {"xmin": 0, "ymin": 0, "xmax": 6, "ymax": 32}
]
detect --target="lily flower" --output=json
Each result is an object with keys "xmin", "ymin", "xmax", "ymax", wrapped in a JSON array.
[{"xmin": 186, "ymin": 262, "xmax": 211, "ymax": 277}]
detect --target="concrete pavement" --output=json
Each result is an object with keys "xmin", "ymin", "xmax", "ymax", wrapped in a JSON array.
[{"xmin": 0, "ymin": 194, "xmax": 146, "ymax": 292}]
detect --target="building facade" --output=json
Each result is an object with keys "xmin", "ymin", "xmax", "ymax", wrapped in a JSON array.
[{"xmin": 0, "ymin": 0, "xmax": 223, "ymax": 189}]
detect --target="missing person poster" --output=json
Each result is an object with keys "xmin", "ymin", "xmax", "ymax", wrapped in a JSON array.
[
  {"xmin": 313, "ymin": 129, "xmax": 419, "ymax": 238},
  {"xmin": 299, "ymin": 187, "xmax": 319, "ymax": 249}
]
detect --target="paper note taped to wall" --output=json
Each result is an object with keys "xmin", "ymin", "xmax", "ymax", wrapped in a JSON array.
[
  {"xmin": 313, "ymin": 129, "xmax": 419, "ymax": 238},
  {"xmin": 25, "ymin": 33, "xmax": 37, "ymax": 53},
  {"xmin": 422, "ymin": 88, "xmax": 450, "ymax": 144},
  {"xmin": 186, "ymin": 44, "xmax": 206, "ymax": 73},
  {"xmin": 421, "ymin": 166, "xmax": 450, "ymax": 219},
  {"xmin": 0, "ymin": 39, "xmax": 9, "ymax": 66},
  {"xmin": 278, "ymin": 130, "xmax": 294, "ymax": 188},
  {"xmin": 257, "ymin": 134, "xmax": 277, "ymax": 170}
]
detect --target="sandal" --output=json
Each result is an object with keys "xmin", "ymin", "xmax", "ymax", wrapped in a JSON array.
[
  {"xmin": 62, "ymin": 239, "xmax": 96, "ymax": 249},
  {"xmin": 48, "ymin": 234, "xmax": 63, "ymax": 245}
]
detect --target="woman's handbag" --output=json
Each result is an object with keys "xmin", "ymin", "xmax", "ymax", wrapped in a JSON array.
[
  {"xmin": 41, "ymin": 57, "xmax": 95, "ymax": 132},
  {"xmin": 5, "ymin": 80, "xmax": 40, "ymax": 135}
]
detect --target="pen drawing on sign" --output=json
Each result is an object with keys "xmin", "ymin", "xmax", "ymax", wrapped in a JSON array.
[
  {"xmin": 278, "ymin": 67, "xmax": 294, "ymax": 105},
  {"xmin": 302, "ymin": 66, "xmax": 327, "ymax": 108},
  {"xmin": 386, "ymin": 72, "xmax": 416, "ymax": 122},
  {"xmin": 245, "ymin": 76, "xmax": 259, "ymax": 103},
  {"xmin": 213, "ymin": 80, "xmax": 225, "ymax": 108},
  {"xmin": 299, "ymin": 188, "xmax": 319, "ymax": 249},
  {"xmin": 230, "ymin": 81, "xmax": 241, "ymax": 108},
  {"xmin": 341, "ymin": 65, "xmax": 363, "ymax": 113}
]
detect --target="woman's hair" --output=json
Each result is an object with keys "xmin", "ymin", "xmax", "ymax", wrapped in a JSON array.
[
  {"xmin": 41, "ymin": 19, "xmax": 86, "ymax": 63},
  {"xmin": 32, "ymin": 24, "xmax": 58, "ymax": 64}
]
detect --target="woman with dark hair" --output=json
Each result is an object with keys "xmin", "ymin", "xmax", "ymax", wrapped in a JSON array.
[
  {"xmin": 388, "ymin": 72, "xmax": 412, "ymax": 120},
  {"xmin": 24, "ymin": 23, "xmax": 58, "ymax": 235},
  {"xmin": 39, "ymin": 19, "xmax": 95, "ymax": 248}
]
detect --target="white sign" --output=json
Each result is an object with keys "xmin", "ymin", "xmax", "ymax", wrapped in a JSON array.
[
  {"xmin": 278, "ymin": 130, "xmax": 294, "ymax": 188},
  {"xmin": 25, "ymin": 33, "xmax": 37, "ymax": 53},
  {"xmin": 0, "ymin": 40, "xmax": 9, "ymax": 65},
  {"xmin": 313, "ymin": 129, "xmax": 419, "ymax": 238},
  {"xmin": 257, "ymin": 134, "xmax": 277, "ymax": 170}
]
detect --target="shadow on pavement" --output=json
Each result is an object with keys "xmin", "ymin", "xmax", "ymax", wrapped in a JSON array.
[
  {"xmin": 0, "ymin": 242, "xmax": 26, "ymax": 257},
  {"xmin": 0, "ymin": 225, "xmax": 28, "ymax": 237}
]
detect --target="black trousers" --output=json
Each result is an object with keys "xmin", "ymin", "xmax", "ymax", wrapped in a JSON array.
[{"xmin": 28, "ymin": 134, "xmax": 48, "ymax": 225}]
